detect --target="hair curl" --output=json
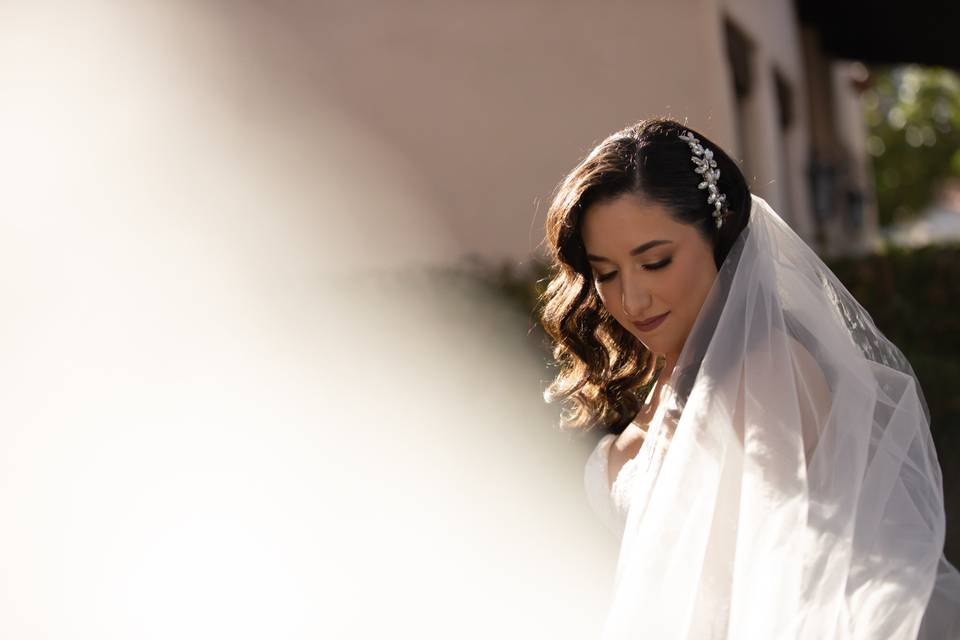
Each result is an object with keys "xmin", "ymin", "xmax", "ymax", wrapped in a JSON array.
[{"xmin": 540, "ymin": 117, "xmax": 752, "ymax": 434}]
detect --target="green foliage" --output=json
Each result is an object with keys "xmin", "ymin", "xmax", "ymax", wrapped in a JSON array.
[
  {"xmin": 827, "ymin": 244, "xmax": 960, "ymax": 434},
  {"xmin": 450, "ymin": 255, "xmax": 552, "ymax": 329},
  {"xmin": 862, "ymin": 65, "xmax": 960, "ymax": 226}
]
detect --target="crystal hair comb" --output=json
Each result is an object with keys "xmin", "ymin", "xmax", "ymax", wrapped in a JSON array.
[{"xmin": 678, "ymin": 130, "xmax": 728, "ymax": 229}]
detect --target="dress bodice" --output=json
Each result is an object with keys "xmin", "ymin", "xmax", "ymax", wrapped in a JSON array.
[{"xmin": 583, "ymin": 432, "xmax": 644, "ymax": 537}]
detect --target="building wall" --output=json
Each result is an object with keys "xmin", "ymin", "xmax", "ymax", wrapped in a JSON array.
[
  {"xmin": 829, "ymin": 61, "xmax": 880, "ymax": 255},
  {"xmin": 798, "ymin": 27, "xmax": 880, "ymax": 256},
  {"xmin": 270, "ymin": 0, "xmax": 743, "ymax": 265},
  {"xmin": 177, "ymin": 0, "xmax": 873, "ymax": 265},
  {"xmin": 721, "ymin": 0, "xmax": 813, "ymax": 238}
]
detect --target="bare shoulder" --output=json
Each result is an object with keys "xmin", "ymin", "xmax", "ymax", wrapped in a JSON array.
[{"xmin": 611, "ymin": 419, "xmax": 649, "ymax": 455}]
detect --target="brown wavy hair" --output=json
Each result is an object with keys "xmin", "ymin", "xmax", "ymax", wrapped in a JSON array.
[{"xmin": 540, "ymin": 117, "xmax": 752, "ymax": 434}]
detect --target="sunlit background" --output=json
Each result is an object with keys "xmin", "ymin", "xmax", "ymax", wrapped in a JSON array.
[{"xmin": 1, "ymin": 0, "xmax": 957, "ymax": 637}]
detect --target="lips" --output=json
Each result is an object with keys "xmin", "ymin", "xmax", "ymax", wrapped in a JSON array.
[{"xmin": 632, "ymin": 311, "xmax": 669, "ymax": 332}]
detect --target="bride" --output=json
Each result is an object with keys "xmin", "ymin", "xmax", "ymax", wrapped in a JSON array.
[{"xmin": 539, "ymin": 117, "xmax": 960, "ymax": 638}]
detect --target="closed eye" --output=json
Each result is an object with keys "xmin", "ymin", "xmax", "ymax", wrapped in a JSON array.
[
  {"xmin": 595, "ymin": 258, "xmax": 671, "ymax": 282},
  {"xmin": 645, "ymin": 258, "xmax": 672, "ymax": 271}
]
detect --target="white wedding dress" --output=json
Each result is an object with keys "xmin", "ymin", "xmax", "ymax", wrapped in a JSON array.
[
  {"xmin": 585, "ymin": 431, "xmax": 655, "ymax": 538},
  {"xmin": 584, "ymin": 432, "xmax": 635, "ymax": 537}
]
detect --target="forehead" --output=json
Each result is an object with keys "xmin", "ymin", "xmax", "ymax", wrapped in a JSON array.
[{"xmin": 580, "ymin": 194, "xmax": 689, "ymax": 250}]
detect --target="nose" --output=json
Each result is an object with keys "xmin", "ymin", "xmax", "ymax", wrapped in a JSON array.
[{"xmin": 620, "ymin": 277, "xmax": 652, "ymax": 319}]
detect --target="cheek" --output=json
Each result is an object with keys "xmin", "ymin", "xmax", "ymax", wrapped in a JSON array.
[
  {"xmin": 594, "ymin": 286, "xmax": 616, "ymax": 315},
  {"xmin": 676, "ymin": 264, "xmax": 716, "ymax": 320}
]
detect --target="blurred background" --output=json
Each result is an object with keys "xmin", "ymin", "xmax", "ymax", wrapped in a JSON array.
[{"xmin": 0, "ymin": 0, "xmax": 957, "ymax": 637}]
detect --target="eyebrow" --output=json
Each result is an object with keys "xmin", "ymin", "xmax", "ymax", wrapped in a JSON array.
[{"xmin": 586, "ymin": 239, "xmax": 673, "ymax": 263}]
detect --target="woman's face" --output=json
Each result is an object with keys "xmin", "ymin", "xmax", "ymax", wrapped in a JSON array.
[{"xmin": 580, "ymin": 193, "xmax": 718, "ymax": 358}]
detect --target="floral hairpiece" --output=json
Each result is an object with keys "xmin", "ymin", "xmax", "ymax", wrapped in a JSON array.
[{"xmin": 678, "ymin": 130, "xmax": 728, "ymax": 229}]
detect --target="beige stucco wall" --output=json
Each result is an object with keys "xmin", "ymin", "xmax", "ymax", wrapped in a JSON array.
[
  {"xmin": 721, "ymin": 0, "xmax": 814, "ymax": 238},
  {"xmin": 257, "ymin": 0, "xmax": 741, "ymax": 265},
  {"xmin": 95, "ymin": 0, "xmax": 868, "ymax": 266},
  {"xmin": 830, "ymin": 61, "xmax": 881, "ymax": 255}
]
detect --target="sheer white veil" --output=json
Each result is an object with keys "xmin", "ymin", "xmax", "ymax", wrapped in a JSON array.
[{"xmin": 603, "ymin": 194, "xmax": 960, "ymax": 639}]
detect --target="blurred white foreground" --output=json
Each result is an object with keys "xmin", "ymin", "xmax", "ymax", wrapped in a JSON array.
[{"xmin": 0, "ymin": 2, "xmax": 612, "ymax": 638}]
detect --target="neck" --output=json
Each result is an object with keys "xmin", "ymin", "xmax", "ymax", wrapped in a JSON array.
[
  {"xmin": 635, "ymin": 351, "xmax": 678, "ymax": 426},
  {"xmin": 661, "ymin": 352, "xmax": 679, "ymax": 378},
  {"xmin": 647, "ymin": 351, "xmax": 679, "ymax": 408}
]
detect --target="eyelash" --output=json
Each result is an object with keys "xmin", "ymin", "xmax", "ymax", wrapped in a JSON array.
[{"xmin": 596, "ymin": 258, "xmax": 671, "ymax": 282}]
